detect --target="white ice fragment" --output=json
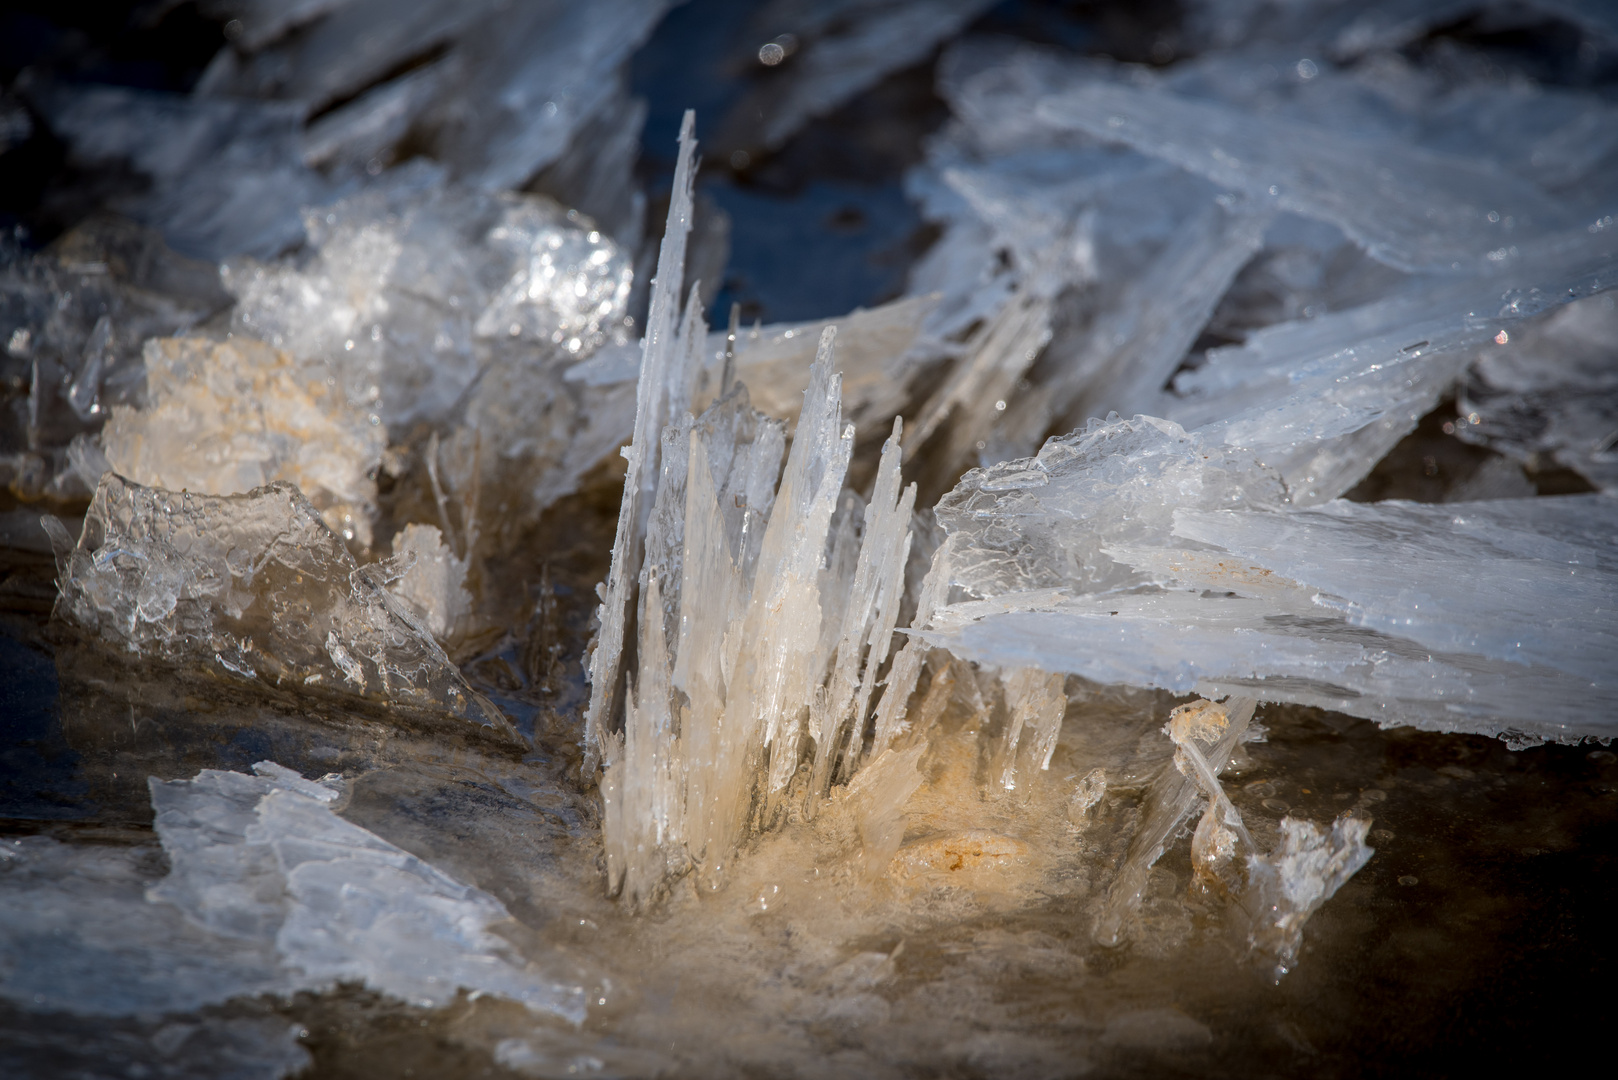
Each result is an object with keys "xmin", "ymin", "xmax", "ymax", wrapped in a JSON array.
[
  {"xmin": 225, "ymin": 171, "xmax": 632, "ymax": 430},
  {"xmin": 1245, "ymin": 817, "xmax": 1374, "ymax": 981},
  {"xmin": 385, "ymin": 523, "xmax": 472, "ymax": 643},
  {"xmin": 100, "ymin": 336, "xmax": 384, "ymax": 548}
]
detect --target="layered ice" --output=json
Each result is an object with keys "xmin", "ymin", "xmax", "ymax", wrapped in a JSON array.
[
  {"xmin": 0, "ymin": 762, "xmax": 586, "ymax": 1024},
  {"xmin": 50, "ymin": 473, "xmax": 510, "ymax": 736},
  {"xmin": 920, "ymin": 414, "xmax": 1618, "ymax": 744}
]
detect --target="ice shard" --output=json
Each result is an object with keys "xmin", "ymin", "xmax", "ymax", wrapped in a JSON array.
[
  {"xmin": 0, "ymin": 762, "xmax": 587, "ymax": 1024},
  {"xmin": 1036, "ymin": 81, "xmax": 1569, "ymax": 274},
  {"xmin": 584, "ymin": 110, "xmax": 700, "ymax": 771}
]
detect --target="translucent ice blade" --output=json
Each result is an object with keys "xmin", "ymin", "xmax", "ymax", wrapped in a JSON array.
[
  {"xmin": 585, "ymin": 110, "xmax": 699, "ymax": 768},
  {"xmin": 1037, "ymin": 81, "xmax": 1570, "ymax": 274},
  {"xmin": 1174, "ymin": 496, "xmax": 1618, "ymax": 686}
]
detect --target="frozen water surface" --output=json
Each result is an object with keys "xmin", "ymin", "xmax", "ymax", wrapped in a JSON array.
[{"xmin": 2, "ymin": 1, "xmax": 1617, "ymax": 1076}]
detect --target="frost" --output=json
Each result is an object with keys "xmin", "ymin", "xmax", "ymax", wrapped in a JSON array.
[{"xmin": 53, "ymin": 473, "xmax": 511, "ymax": 737}]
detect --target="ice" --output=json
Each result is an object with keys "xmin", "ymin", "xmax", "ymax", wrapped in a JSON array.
[
  {"xmin": 899, "ymin": 42, "xmax": 1280, "ymax": 476},
  {"xmin": 565, "ymin": 293, "xmax": 936, "ymax": 437},
  {"xmin": 384, "ymin": 523, "xmax": 471, "ymax": 643},
  {"xmin": 919, "ymin": 414, "xmax": 1618, "ymax": 744},
  {"xmin": 1093, "ymin": 697, "xmax": 1255, "ymax": 946},
  {"xmin": 201, "ymin": 0, "xmax": 666, "ymax": 205},
  {"xmin": 0, "ymin": 835, "xmax": 296, "ymax": 1016},
  {"xmin": 156, "ymin": 763, "xmax": 587, "ymax": 1019},
  {"xmin": 1457, "ymin": 292, "xmax": 1618, "ymax": 492},
  {"xmin": 99, "ymin": 336, "xmax": 385, "ymax": 548},
  {"xmin": 225, "ymin": 170, "xmax": 633, "ymax": 431},
  {"xmin": 1036, "ymin": 81, "xmax": 1569, "ymax": 275},
  {"xmin": 588, "ymin": 114, "xmax": 932, "ymax": 904},
  {"xmin": 1245, "ymin": 816, "xmax": 1374, "ymax": 981},
  {"xmin": 584, "ymin": 110, "xmax": 701, "ymax": 773},
  {"xmin": 51, "ymin": 472, "xmax": 511, "ymax": 737},
  {"xmin": 196, "ymin": 0, "xmax": 505, "ymax": 111},
  {"xmin": 21, "ymin": 80, "xmax": 344, "ymax": 262},
  {"xmin": 1172, "ymin": 221, "xmax": 1618, "ymax": 504},
  {"xmin": 0, "ymin": 761, "xmax": 586, "ymax": 1025},
  {"xmin": 410, "ymin": 1, "xmax": 668, "ymax": 195},
  {"xmin": 1, "ymin": 216, "xmax": 230, "ymax": 495}
]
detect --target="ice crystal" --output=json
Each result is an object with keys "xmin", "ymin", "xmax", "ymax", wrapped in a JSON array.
[{"xmin": 589, "ymin": 114, "xmax": 924, "ymax": 905}]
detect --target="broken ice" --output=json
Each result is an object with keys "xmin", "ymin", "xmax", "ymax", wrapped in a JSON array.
[
  {"xmin": 0, "ymin": 762, "xmax": 587, "ymax": 1024},
  {"xmin": 49, "ymin": 473, "xmax": 510, "ymax": 737}
]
